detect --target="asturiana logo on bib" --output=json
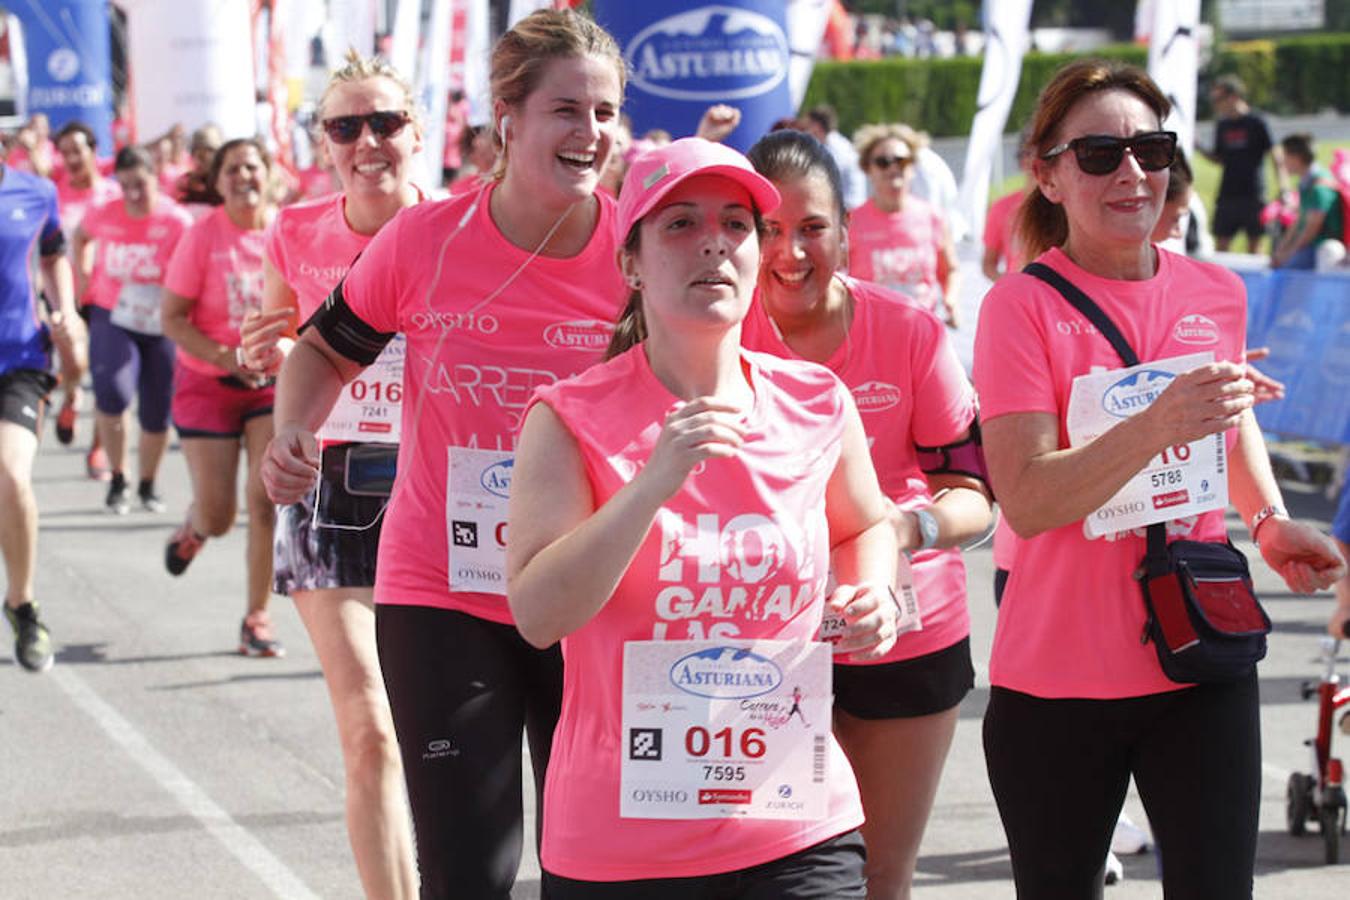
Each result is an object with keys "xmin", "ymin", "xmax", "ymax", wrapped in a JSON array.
[
  {"xmin": 852, "ymin": 380, "xmax": 901, "ymax": 413},
  {"xmin": 626, "ymin": 6, "xmax": 789, "ymax": 102},
  {"xmin": 1101, "ymin": 369, "xmax": 1174, "ymax": 418},
  {"xmin": 543, "ymin": 319, "xmax": 613, "ymax": 350},
  {"xmin": 1173, "ymin": 314, "xmax": 1219, "ymax": 345},
  {"xmin": 669, "ymin": 646, "xmax": 783, "ymax": 699},
  {"xmin": 479, "ymin": 458, "xmax": 513, "ymax": 499}
]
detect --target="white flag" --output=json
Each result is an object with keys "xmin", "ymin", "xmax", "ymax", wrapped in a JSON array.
[
  {"xmin": 1148, "ymin": 0, "xmax": 1200, "ymax": 162},
  {"xmin": 787, "ymin": 0, "xmax": 832, "ymax": 111},
  {"xmin": 956, "ymin": 0, "xmax": 1032, "ymax": 246}
]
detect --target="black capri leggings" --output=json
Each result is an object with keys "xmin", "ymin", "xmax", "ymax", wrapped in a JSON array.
[
  {"xmin": 983, "ymin": 675, "xmax": 1261, "ymax": 900},
  {"xmin": 377, "ymin": 604, "xmax": 563, "ymax": 900}
]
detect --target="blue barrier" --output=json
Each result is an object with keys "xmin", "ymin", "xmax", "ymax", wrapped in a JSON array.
[{"xmin": 1238, "ymin": 267, "xmax": 1350, "ymax": 444}]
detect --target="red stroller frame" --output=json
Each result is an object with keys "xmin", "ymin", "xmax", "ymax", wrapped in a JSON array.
[{"xmin": 1286, "ymin": 633, "xmax": 1350, "ymax": 863}]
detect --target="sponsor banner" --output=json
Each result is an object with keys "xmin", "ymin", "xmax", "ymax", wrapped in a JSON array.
[
  {"xmin": 11, "ymin": 0, "xmax": 114, "ymax": 147},
  {"xmin": 1147, "ymin": 0, "xmax": 1200, "ymax": 161},
  {"xmin": 592, "ymin": 0, "xmax": 793, "ymax": 153},
  {"xmin": 1242, "ymin": 268, "xmax": 1350, "ymax": 444}
]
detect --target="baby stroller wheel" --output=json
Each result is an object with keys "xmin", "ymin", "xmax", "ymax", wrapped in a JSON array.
[
  {"xmin": 1320, "ymin": 788, "xmax": 1346, "ymax": 865},
  {"xmin": 1287, "ymin": 772, "xmax": 1313, "ymax": 836}
]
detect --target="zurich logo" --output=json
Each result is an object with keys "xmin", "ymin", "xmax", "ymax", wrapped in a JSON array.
[
  {"xmin": 626, "ymin": 6, "xmax": 789, "ymax": 102},
  {"xmin": 47, "ymin": 48, "xmax": 81, "ymax": 83},
  {"xmin": 480, "ymin": 458, "xmax": 514, "ymax": 499},
  {"xmin": 1101, "ymin": 369, "xmax": 1174, "ymax": 418},
  {"xmin": 669, "ymin": 646, "xmax": 783, "ymax": 699}
]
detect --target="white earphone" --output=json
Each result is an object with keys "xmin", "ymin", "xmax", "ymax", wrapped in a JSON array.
[{"xmin": 499, "ymin": 115, "xmax": 511, "ymax": 146}]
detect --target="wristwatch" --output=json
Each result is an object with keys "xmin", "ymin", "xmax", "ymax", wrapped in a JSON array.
[
  {"xmin": 913, "ymin": 507, "xmax": 940, "ymax": 552},
  {"xmin": 1249, "ymin": 504, "xmax": 1288, "ymax": 545}
]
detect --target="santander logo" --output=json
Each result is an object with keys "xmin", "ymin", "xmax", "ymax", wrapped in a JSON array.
[
  {"xmin": 543, "ymin": 319, "xmax": 613, "ymax": 351},
  {"xmin": 1173, "ymin": 314, "xmax": 1219, "ymax": 345},
  {"xmin": 852, "ymin": 380, "xmax": 901, "ymax": 413}
]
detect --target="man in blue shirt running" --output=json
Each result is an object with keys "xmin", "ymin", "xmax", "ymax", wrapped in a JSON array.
[{"xmin": 0, "ymin": 161, "xmax": 85, "ymax": 672}]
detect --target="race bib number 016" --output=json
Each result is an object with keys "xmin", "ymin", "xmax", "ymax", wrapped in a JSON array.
[
  {"xmin": 620, "ymin": 640, "xmax": 832, "ymax": 821},
  {"xmin": 446, "ymin": 446, "xmax": 512, "ymax": 595},
  {"xmin": 318, "ymin": 336, "xmax": 405, "ymax": 444},
  {"xmin": 1067, "ymin": 352, "xmax": 1227, "ymax": 537}
]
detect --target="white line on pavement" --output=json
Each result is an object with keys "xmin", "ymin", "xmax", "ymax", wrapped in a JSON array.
[{"xmin": 50, "ymin": 665, "xmax": 319, "ymax": 900}]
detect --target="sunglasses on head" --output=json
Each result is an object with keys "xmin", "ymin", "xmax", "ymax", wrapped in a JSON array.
[
  {"xmin": 870, "ymin": 153, "xmax": 911, "ymax": 171},
  {"xmin": 1041, "ymin": 131, "xmax": 1178, "ymax": 175},
  {"xmin": 321, "ymin": 110, "xmax": 412, "ymax": 145}
]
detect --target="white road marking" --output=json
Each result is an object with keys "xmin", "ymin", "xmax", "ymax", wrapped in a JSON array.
[{"xmin": 50, "ymin": 666, "xmax": 319, "ymax": 900}]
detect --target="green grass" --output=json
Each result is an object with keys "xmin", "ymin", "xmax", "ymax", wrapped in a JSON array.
[{"xmin": 989, "ymin": 139, "xmax": 1350, "ymax": 228}]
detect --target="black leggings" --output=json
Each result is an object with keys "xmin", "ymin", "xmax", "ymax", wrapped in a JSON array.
[
  {"xmin": 377, "ymin": 605, "xmax": 563, "ymax": 900},
  {"xmin": 983, "ymin": 676, "xmax": 1261, "ymax": 900}
]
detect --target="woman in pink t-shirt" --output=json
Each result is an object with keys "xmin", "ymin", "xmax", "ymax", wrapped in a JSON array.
[
  {"xmin": 508, "ymin": 137, "xmax": 899, "ymax": 896},
  {"xmin": 72, "ymin": 146, "xmax": 192, "ymax": 516},
  {"xmin": 161, "ymin": 137, "xmax": 283, "ymax": 659},
  {"xmin": 742, "ymin": 129, "xmax": 992, "ymax": 898},
  {"xmin": 238, "ymin": 51, "xmax": 422, "ymax": 899},
  {"xmin": 259, "ymin": 10, "xmax": 629, "ymax": 896},
  {"xmin": 847, "ymin": 124, "xmax": 960, "ymax": 329},
  {"xmin": 973, "ymin": 60, "xmax": 1346, "ymax": 897}
]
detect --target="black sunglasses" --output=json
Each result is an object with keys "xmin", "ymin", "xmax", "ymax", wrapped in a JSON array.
[
  {"xmin": 321, "ymin": 110, "xmax": 412, "ymax": 145},
  {"xmin": 1041, "ymin": 131, "xmax": 1178, "ymax": 176},
  {"xmin": 870, "ymin": 154, "xmax": 911, "ymax": 171}
]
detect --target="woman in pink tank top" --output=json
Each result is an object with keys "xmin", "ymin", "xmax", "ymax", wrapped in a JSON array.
[
  {"xmin": 508, "ymin": 138, "xmax": 899, "ymax": 896},
  {"xmin": 743, "ymin": 129, "xmax": 993, "ymax": 899},
  {"xmin": 238, "ymin": 51, "xmax": 423, "ymax": 899}
]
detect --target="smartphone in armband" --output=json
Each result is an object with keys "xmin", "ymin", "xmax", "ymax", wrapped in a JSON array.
[{"xmin": 344, "ymin": 444, "xmax": 398, "ymax": 497}]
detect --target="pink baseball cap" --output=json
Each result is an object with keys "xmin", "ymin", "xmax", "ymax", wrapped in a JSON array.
[{"xmin": 615, "ymin": 137, "xmax": 780, "ymax": 242}]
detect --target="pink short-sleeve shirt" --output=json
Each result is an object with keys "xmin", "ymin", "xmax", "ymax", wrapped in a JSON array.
[
  {"xmin": 847, "ymin": 197, "xmax": 946, "ymax": 314},
  {"xmin": 80, "ymin": 196, "xmax": 192, "ymax": 311}
]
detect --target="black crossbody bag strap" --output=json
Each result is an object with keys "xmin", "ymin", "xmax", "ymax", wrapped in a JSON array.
[{"xmin": 1022, "ymin": 262, "xmax": 1168, "ymax": 574}]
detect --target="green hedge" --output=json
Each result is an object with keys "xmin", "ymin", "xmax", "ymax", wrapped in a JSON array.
[{"xmin": 803, "ymin": 33, "xmax": 1350, "ymax": 138}]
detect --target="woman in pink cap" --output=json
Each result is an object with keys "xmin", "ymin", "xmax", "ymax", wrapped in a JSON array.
[
  {"xmin": 508, "ymin": 136, "xmax": 899, "ymax": 897},
  {"xmin": 259, "ymin": 9, "xmax": 628, "ymax": 896}
]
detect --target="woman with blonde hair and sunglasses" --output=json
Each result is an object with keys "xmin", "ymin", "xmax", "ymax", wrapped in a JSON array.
[
  {"xmin": 974, "ymin": 58, "xmax": 1344, "ymax": 897},
  {"xmin": 259, "ymin": 10, "xmax": 629, "ymax": 896},
  {"xmin": 239, "ymin": 50, "xmax": 423, "ymax": 899},
  {"xmin": 848, "ymin": 124, "xmax": 960, "ymax": 329}
]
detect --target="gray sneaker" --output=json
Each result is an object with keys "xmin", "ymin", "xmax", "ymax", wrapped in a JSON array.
[{"xmin": 5, "ymin": 602, "xmax": 54, "ymax": 673}]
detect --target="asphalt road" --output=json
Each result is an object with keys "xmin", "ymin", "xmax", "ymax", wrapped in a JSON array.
[{"xmin": 2, "ymin": 396, "xmax": 1346, "ymax": 899}]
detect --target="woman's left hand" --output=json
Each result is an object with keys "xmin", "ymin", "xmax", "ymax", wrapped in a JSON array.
[
  {"xmin": 824, "ymin": 582, "xmax": 898, "ymax": 661},
  {"xmin": 1257, "ymin": 517, "xmax": 1347, "ymax": 594}
]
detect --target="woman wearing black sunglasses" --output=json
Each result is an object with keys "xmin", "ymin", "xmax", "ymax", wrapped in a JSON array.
[
  {"xmin": 240, "ymin": 50, "xmax": 422, "ymax": 900},
  {"xmin": 972, "ymin": 59, "xmax": 1345, "ymax": 898}
]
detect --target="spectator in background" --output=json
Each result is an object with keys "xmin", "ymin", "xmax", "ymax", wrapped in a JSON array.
[
  {"xmin": 1272, "ymin": 133, "xmax": 1347, "ymax": 270},
  {"xmin": 805, "ymin": 105, "xmax": 867, "ymax": 210},
  {"xmin": 174, "ymin": 125, "xmax": 224, "ymax": 210},
  {"xmin": 442, "ymin": 87, "xmax": 471, "ymax": 185},
  {"xmin": 1202, "ymin": 75, "xmax": 1287, "ymax": 254},
  {"xmin": 9, "ymin": 113, "xmax": 58, "ymax": 179},
  {"xmin": 886, "ymin": 123, "xmax": 967, "ymax": 242},
  {"xmin": 54, "ymin": 123, "xmax": 120, "ymax": 238},
  {"xmin": 982, "ymin": 139, "xmax": 1034, "ymax": 282}
]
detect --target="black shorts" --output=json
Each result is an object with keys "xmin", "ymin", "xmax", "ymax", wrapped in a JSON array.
[
  {"xmin": 273, "ymin": 443, "xmax": 389, "ymax": 595},
  {"xmin": 833, "ymin": 637, "xmax": 974, "ymax": 719},
  {"xmin": 1212, "ymin": 194, "xmax": 1264, "ymax": 241},
  {"xmin": 542, "ymin": 829, "xmax": 866, "ymax": 899},
  {"xmin": 0, "ymin": 368, "xmax": 57, "ymax": 435}
]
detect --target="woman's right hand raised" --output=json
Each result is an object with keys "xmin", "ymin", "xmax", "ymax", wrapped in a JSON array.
[
  {"xmin": 1143, "ymin": 361, "xmax": 1254, "ymax": 447},
  {"xmin": 633, "ymin": 398, "xmax": 748, "ymax": 503},
  {"xmin": 262, "ymin": 423, "xmax": 321, "ymax": 504},
  {"xmin": 239, "ymin": 307, "xmax": 296, "ymax": 377}
]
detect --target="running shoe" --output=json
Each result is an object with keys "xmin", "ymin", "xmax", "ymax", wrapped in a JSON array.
[
  {"xmin": 138, "ymin": 480, "xmax": 166, "ymax": 514},
  {"xmin": 239, "ymin": 611, "xmax": 285, "ymax": 658},
  {"xmin": 105, "ymin": 473, "xmax": 130, "ymax": 515},
  {"xmin": 55, "ymin": 398, "xmax": 76, "ymax": 446},
  {"xmin": 5, "ymin": 602, "xmax": 54, "ymax": 673},
  {"xmin": 86, "ymin": 444, "xmax": 111, "ymax": 482},
  {"xmin": 165, "ymin": 515, "xmax": 206, "ymax": 576}
]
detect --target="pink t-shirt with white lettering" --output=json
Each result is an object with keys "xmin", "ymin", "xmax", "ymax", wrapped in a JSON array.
[
  {"xmin": 164, "ymin": 207, "xmax": 269, "ymax": 376},
  {"xmin": 79, "ymin": 196, "xmax": 192, "ymax": 311},
  {"xmin": 982, "ymin": 189, "xmax": 1028, "ymax": 277},
  {"xmin": 339, "ymin": 182, "xmax": 626, "ymax": 622},
  {"xmin": 265, "ymin": 193, "xmax": 370, "ymax": 320},
  {"xmin": 742, "ymin": 276, "xmax": 976, "ymax": 662},
  {"xmin": 532, "ymin": 346, "xmax": 863, "ymax": 881},
  {"xmin": 847, "ymin": 197, "xmax": 946, "ymax": 314},
  {"xmin": 57, "ymin": 176, "xmax": 121, "ymax": 241},
  {"xmin": 973, "ymin": 246, "xmax": 1247, "ymax": 699}
]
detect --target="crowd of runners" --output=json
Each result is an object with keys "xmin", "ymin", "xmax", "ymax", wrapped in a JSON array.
[{"xmin": 4, "ymin": 8, "xmax": 1350, "ymax": 899}]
